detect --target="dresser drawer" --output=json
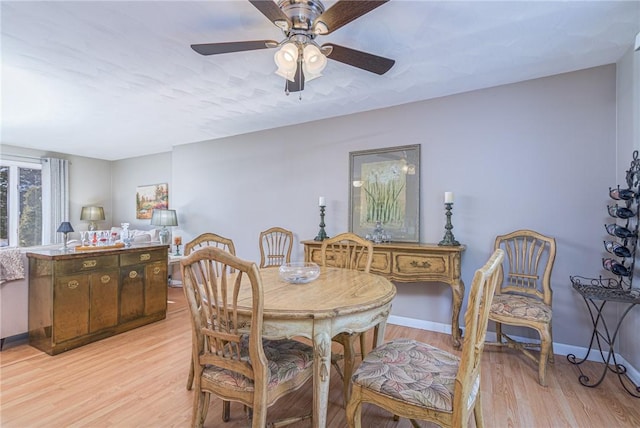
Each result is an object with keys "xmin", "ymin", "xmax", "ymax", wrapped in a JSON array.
[
  {"xmin": 120, "ymin": 249, "xmax": 165, "ymax": 266},
  {"xmin": 54, "ymin": 255, "xmax": 119, "ymax": 275},
  {"xmin": 393, "ymin": 252, "xmax": 451, "ymax": 279},
  {"xmin": 370, "ymin": 251, "xmax": 392, "ymax": 275}
]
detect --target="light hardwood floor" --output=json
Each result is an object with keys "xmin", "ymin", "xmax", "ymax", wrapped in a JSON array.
[{"xmin": 1, "ymin": 287, "xmax": 639, "ymax": 427}]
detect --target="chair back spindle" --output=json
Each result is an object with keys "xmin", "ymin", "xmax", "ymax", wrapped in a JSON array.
[{"xmin": 495, "ymin": 230, "xmax": 556, "ymax": 305}]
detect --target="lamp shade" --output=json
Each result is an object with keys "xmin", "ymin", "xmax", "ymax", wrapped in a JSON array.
[
  {"xmin": 56, "ymin": 221, "xmax": 74, "ymax": 233},
  {"xmin": 151, "ymin": 209, "xmax": 178, "ymax": 227},
  {"xmin": 80, "ymin": 206, "xmax": 105, "ymax": 221}
]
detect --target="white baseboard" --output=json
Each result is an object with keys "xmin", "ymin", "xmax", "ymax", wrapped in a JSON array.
[{"xmin": 387, "ymin": 315, "xmax": 640, "ymax": 386}]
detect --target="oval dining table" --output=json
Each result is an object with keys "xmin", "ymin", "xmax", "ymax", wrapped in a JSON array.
[{"xmin": 236, "ymin": 266, "xmax": 397, "ymax": 428}]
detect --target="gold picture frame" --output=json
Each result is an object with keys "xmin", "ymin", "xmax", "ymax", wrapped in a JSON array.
[
  {"xmin": 136, "ymin": 183, "xmax": 168, "ymax": 219},
  {"xmin": 349, "ymin": 145, "xmax": 420, "ymax": 242}
]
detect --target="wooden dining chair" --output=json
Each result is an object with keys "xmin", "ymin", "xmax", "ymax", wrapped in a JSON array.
[
  {"xmin": 184, "ymin": 232, "xmax": 236, "ymax": 264},
  {"xmin": 184, "ymin": 232, "xmax": 237, "ymax": 392},
  {"xmin": 346, "ymin": 249, "xmax": 504, "ymax": 428},
  {"xmin": 486, "ymin": 229, "xmax": 557, "ymax": 386},
  {"xmin": 320, "ymin": 232, "xmax": 373, "ymax": 273},
  {"xmin": 320, "ymin": 232, "xmax": 374, "ymax": 402},
  {"xmin": 181, "ymin": 247, "xmax": 314, "ymax": 428},
  {"xmin": 258, "ymin": 227, "xmax": 293, "ymax": 268}
]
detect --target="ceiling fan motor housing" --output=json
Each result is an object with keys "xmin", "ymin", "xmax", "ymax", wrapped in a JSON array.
[{"xmin": 278, "ymin": 0, "xmax": 325, "ymax": 33}]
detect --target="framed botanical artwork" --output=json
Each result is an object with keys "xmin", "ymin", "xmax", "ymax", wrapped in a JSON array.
[
  {"xmin": 349, "ymin": 145, "xmax": 420, "ymax": 242},
  {"xmin": 136, "ymin": 183, "xmax": 169, "ymax": 219}
]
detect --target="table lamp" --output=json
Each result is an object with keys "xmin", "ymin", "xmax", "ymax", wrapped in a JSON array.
[
  {"xmin": 80, "ymin": 206, "xmax": 105, "ymax": 231},
  {"xmin": 57, "ymin": 221, "xmax": 74, "ymax": 250},
  {"xmin": 151, "ymin": 209, "xmax": 178, "ymax": 245}
]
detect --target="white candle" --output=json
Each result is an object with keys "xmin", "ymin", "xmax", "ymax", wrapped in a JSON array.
[
  {"xmin": 319, "ymin": 196, "xmax": 326, "ymax": 206},
  {"xmin": 444, "ymin": 192, "xmax": 454, "ymax": 204}
]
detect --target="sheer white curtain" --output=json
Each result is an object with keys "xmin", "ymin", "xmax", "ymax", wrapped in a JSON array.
[{"xmin": 41, "ymin": 158, "xmax": 70, "ymax": 244}]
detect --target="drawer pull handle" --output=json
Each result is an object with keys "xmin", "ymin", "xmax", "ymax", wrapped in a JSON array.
[
  {"xmin": 410, "ymin": 260, "xmax": 431, "ymax": 269},
  {"xmin": 83, "ymin": 260, "xmax": 97, "ymax": 268},
  {"xmin": 101, "ymin": 275, "xmax": 111, "ymax": 284},
  {"xmin": 153, "ymin": 267, "xmax": 161, "ymax": 275},
  {"xmin": 129, "ymin": 271, "xmax": 138, "ymax": 279},
  {"xmin": 68, "ymin": 280, "xmax": 79, "ymax": 289},
  {"xmin": 140, "ymin": 253, "xmax": 151, "ymax": 261}
]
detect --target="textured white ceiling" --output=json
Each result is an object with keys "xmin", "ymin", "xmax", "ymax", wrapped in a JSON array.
[{"xmin": 2, "ymin": 0, "xmax": 639, "ymax": 161}]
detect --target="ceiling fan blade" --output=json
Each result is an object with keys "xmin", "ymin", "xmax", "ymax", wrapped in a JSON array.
[
  {"xmin": 249, "ymin": 0, "xmax": 291, "ymax": 30},
  {"xmin": 313, "ymin": 0, "xmax": 389, "ymax": 35},
  {"xmin": 191, "ymin": 40, "xmax": 278, "ymax": 56},
  {"xmin": 322, "ymin": 43, "xmax": 394, "ymax": 75},
  {"xmin": 286, "ymin": 63, "xmax": 305, "ymax": 93}
]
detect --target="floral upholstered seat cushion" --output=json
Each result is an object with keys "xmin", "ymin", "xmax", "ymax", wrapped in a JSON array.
[
  {"xmin": 490, "ymin": 294, "xmax": 551, "ymax": 323},
  {"xmin": 202, "ymin": 337, "xmax": 314, "ymax": 392},
  {"xmin": 351, "ymin": 338, "xmax": 462, "ymax": 412}
]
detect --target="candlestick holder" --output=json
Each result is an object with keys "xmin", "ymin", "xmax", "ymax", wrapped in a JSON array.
[
  {"xmin": 314, "ymin": 205, "xmax": 329, "ymax": 241},
  {"xmin": 439, "ymin": 202, "xmax": 460, "ymax": 246}
]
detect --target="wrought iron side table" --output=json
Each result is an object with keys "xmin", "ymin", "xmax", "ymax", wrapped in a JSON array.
[{"xmin": 568, "ymin": 281, "xmax": 640, "ymax": 397}]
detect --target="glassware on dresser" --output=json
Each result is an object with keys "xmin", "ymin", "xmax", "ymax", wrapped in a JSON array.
[
  {"xmin": 368, "ymin": 221, "xmax": 391, "ymax": 243},
  {"xmin": 121, "ymin": 223, "xmax": 131, "ymax": 247}
]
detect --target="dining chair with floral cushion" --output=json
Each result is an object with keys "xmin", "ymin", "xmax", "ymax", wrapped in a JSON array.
[
  {"xmin": 184, "ymin": 232, "xmax": 237, "ymax": 392},
  {"xmin": 346, "ymin": 249, "xmax": 504, "ymax": 428},
  {"xmin": 486, "ymin": 229, "xmax": 557, "ymax": 386},
  {"xmin": 181, "ymin": 247, "xmax": 313, "ymax": 427},
  {"xmin": 320, "ymin": 232, "xmax": 374, "ymax": 402},
  {"xmin": 183, "ymin": 231, "xmax": 238, "ymax": 423}
]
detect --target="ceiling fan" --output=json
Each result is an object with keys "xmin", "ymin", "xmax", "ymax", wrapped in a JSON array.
[{"xmin": 191, "ymin": 0, "xmax": 395, "ymax": 95}]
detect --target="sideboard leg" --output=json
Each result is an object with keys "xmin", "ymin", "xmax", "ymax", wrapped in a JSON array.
[{"xmin": 450, "ymin": 279, "xmax": 465, "ymax": 348}]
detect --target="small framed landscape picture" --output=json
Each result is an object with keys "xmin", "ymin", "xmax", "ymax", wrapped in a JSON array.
[
  {"xmin": 136, "ymin": 183, "xmax": 169, "ymax": 219},
  {"xmin": 349, "ymin": 145, "xmax": 420, "ymax": 242}
]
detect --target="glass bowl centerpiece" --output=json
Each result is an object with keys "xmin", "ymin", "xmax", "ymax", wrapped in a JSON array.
[{"xmin": 278, "ymin": 262, "xmax": 320, "ymax": 284}]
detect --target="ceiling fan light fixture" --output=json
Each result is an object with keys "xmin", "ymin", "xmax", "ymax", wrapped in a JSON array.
[
  {"xmin": 274, "ymin": 42, "xmax": 299, "ymax": 82},
  {"xmin": 275, "ymin": 67, "xmax": 298, "ymax": 82},
  {"xmin": 303, "ymin": 43, "xmax": 327, "ymax": 74}
]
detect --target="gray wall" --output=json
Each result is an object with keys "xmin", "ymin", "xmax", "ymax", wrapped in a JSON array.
[
  {"xmin": 0, "ymin": 144, "xmax": 112, "ymax": 230},
  {"xmin": 617, "ymin": 45, "xmax": 640, "ymax": 371},
  {"xmin": 111, "ymin": 152, "xmax": 172, "ymax": 230},
  {"xmin": 105, "ymin": 63, "xmax": 635, "ymax": 374},
  {"xmin": 165, "ymin": 65, "xmax": 615, "ymax": 346}
]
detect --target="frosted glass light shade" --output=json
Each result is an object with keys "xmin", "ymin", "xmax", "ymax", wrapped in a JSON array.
[
  {"xmin": 274, "ymin": 42, "xmax": 299, "ymax": 82},
  {"xmin": 302, "ymin": 44, "xmax": 327, "ymax": 82},
  {"xmin": 303, "ymin": 44, "xmax": 326, "ymax": 73}
]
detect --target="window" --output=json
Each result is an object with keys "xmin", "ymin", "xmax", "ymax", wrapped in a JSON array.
[{"xmin": 0, "ymin": 160, "xmax": 42, "ymax": 247}]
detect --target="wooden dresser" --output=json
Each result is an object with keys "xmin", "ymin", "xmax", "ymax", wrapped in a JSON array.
[
  {"xmin": 27, "ymin": 244, "xmax": 168, "ymax": 355},
  {"xmin": 302, "ymin": 240, "xmax": 466, "ymax": 346}
]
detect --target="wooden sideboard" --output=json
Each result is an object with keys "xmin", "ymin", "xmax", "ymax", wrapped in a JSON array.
[
  {"xmin": 27, "ymin": 244, "xmax": 168, "ymax": 355},
  {"xmin": 302, "ymin": 240, "xmax": 466, "ymax": 347}
]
